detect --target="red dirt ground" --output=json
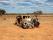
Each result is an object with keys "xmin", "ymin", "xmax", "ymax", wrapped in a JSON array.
[{"xmin": 0, "ymin": 15, "xmax": 53, "ymax": 40}]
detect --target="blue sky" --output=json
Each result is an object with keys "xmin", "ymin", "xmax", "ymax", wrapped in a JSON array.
[{"xmin": 0, "ymin": 0, "xmax": 53, "ymax": 13}]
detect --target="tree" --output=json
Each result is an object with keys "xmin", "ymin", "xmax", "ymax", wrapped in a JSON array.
[
  {"xmin": 34, "ymin": 12, "xmax": 37, "ymax": 14},
  {"xmin": 37, "ymin": 10, "xmax": 42, "ymax": 14},
  {"xmin": 0, "ymin": 9, "xmax": 6, "ymax": 15},
  {"xmin": 33, "ymin": 10, "xmax": 42, "ymax": 15}
]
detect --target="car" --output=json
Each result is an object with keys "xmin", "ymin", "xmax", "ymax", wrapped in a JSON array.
[{"xmin": 15, "ymin": 15, "xmax": 40, "ymax": 29}]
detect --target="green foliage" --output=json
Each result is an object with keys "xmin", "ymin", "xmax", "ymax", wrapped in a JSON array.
[
  {"xmin": 0, "ymin": 9, "xmax": 6, "ymax": 15},
  {"xmin": 34, "ymin": 10, "xmax": 43, "ymax": 15}
]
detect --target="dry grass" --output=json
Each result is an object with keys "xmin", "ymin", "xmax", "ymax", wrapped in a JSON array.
[{"xmin": 0, "ymin": 14, "xmax": 53, "ymax": 40}]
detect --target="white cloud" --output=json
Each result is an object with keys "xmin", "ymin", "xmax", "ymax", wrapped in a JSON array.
[
  {"xmin": 51, "ymin": 6, "xmax": 53, "ymax": 7},
  {"xmin": 34, "ymin": 6, "xmax": 38, "ymax": 7},
  {"xmin": 15, "ymin": 2, "xmax": 31, "ymax": 4},
  {"xmin": 0, "ymin": 7, "xmax": 3, "ymax": 8},
  {"xmin": 32, "ymin": 0, "xmax": 47, "ymax": 3},
  {"xmin": 0, "ymin": 1, "xmax": 9, "ymax": 3},
  {"xmin": 28, "ymin": 0, "xmax": 46, "ymax": 6},
  {"xmin": 0, "ymin": 0, "xmax": 10, "ymax": 1},
  {"xmin": 22, "ymin": 6, "xmax": 39, "ymax": 8},
  {"xmin": 0, "ymin": 0, "xmax": 12, "ymax": 4},
  {"xmin": 29, "ymin": 6, "xmax": 38, "ymax": 7},
  {"xmin": 15, "ymin": 6, "xmax": 25, "ymax": 8},
  {"xmin": 45, "ymin": 2, "xmax": 53, "ymax": 6},
  {"xmin": 45, "ymin": 3, "xmax": 50, "ymax": 5},
  {"xmin": 21, "ymin": 6, "xmax": 25, "ymax": 7},
  {"xmin": 0, "ymin": 0, "xmax": 32, "ymax": 5}
]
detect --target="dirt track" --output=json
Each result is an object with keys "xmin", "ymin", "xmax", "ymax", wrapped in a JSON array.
[{"xmin": 0, "ymin": 15, "xmax": 53, "ymax": 40}]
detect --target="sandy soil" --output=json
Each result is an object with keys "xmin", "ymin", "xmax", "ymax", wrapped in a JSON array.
[{"xmin": 0, "ymin": 15, "xmax": 53, "ymax": 40}]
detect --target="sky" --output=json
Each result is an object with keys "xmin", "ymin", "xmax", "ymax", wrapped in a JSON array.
[{"xmin": 0, "ymin": 0, "xmax": 53, "ymax": 13}]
